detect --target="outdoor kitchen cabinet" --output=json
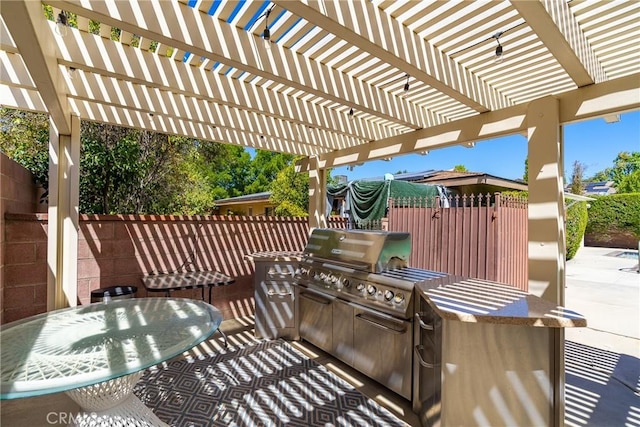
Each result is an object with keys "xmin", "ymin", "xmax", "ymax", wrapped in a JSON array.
[
  {"xmin": 413, "ymin": 276, "xmax": 586, "ymax": 427},
  {"xmin": 298, "ymin": 288, "xmax": 334, "ymax": 352},
  {"xmin": 247, "ymin": 252, "xmax": 302, "ymax": 340}
]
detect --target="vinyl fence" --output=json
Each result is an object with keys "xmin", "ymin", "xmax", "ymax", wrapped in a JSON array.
[{"xmin": 387, "ymin": 193, "xmax": 528, "ymax": 290}]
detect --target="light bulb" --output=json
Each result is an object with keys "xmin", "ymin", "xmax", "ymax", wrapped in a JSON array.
[
  {"xmin": 263, "ymin": 28, "xmax": 271, "ymax": 50},
  {"xmin": 56, "ymin": 12, "xmax": 68, "ymax": 37},
  {"xmin": 495, "ymin": 44, "xmax": 504, "ymax": 63}
]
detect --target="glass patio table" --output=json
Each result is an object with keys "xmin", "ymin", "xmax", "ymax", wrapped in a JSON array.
[{"xmin": 0, "ymin": 297, "xmax": 222, "ymax": 426}]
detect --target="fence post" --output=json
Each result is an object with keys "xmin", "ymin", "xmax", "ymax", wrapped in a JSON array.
[{"xmin": 494, "ymin": 192, "xmax": 501, "ymax": 283}]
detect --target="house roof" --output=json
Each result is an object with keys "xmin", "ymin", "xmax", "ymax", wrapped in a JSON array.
[
  {"xmin": 1, "ymin": 1, "xmax": 638, "ymax": 167},
  {"xmin": 417, "ymin": 170, "xmax": 527, "ymax": 190},
  {"xmin": 584, "ymin": 181, "xmax": 616, "ymax": 195},
  {"xmin": 364, "ymin": 170, "xmax": 528, "ymax": 191}
]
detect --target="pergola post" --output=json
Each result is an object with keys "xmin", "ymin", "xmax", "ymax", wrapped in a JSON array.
[
  {"xmin": 307, "ymin": 156, "xmax": 327, "ymax": 230},
  {"xmin": 47, "ymin": 114, "xmax": 81, "ymax": 310},
  {"xmin": 527, "ymin": 95, "xmax": 565, "ymax": 427}
]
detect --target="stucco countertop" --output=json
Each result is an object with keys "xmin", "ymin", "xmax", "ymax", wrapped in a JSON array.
[
  {"xmin": 245, "ymin": 251, "xmax": 303, "ymax": 262},
  {"xmin": 416, "ymin": 275, "xmax": 587, "ymax": 328}
]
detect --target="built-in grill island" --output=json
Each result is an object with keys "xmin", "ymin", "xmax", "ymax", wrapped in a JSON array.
[
  {"xmin": 249, "ymin": 229, "xmax": 587, "ymax": 426},
  {"xmin": 293, "ymin": 228, "xmax": 447, "ymax": 401}
]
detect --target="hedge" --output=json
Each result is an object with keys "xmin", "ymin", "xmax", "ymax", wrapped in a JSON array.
[
  {"xmin": 566, "ymin": 201, "xmax": 588, "ymax": 260},
  {"xmin": 585, "ymin": 193, "xmax": 640, "ymax": 241}
]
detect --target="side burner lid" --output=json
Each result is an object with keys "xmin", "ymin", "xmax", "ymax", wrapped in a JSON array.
[{"xmin": 304, "ymin": 228, "xmax": 411, "ymax": 273}]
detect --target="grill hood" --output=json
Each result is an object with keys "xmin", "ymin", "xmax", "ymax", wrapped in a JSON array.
[{"xmin": 304, "ymin": 228, "xmax": 411, "ymax": 273}]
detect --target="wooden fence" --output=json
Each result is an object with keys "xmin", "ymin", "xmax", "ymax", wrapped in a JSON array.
[{"xmin": 387, "ymin": 193, "xmax": 528, "ymax": 290}]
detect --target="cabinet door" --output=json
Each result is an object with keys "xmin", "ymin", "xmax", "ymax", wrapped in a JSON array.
[
  {"xmin": 414, "ymin": 302, "xmax": 442, "ymax": 426},
  {"xmin": 299, "ymin": 290, "xmax": 333, "ymax": 352},
  {"xmin": 353, "ymin": 307, "xmax": 413, "ymax": 400},
  {"xmin": 331, "ymin": 299, "xmax": 354, "ymax": 366},
  {"xmin": 256, "ymin": 280, "xmax": 296, "ymax": 332}
]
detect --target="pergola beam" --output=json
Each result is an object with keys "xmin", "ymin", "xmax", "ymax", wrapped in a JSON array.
[
  {"xmin": 49, "ymin": 0, "xmax": 431, "ymax": 130},
  {"xmin": 49, "ymin": 24, "xmax": 392, "ymax": 143},
  {"xmin": 69, "ymin": 98, "xmax": 320, "ymax": 156},
  {"xmin": 298, "ymin": 72, "xmax": 640, "ymax": 171},
  {"xmin": 512, "ymin": 0, "xmax": 607, "ymax": 86},
  {"xmin": 66, "ymin": 71, "xmax": 343, "ymax": 152},
  {"xmin": 0, "ymin": 1, "xmax": 71, "ymax": 134},
  {"xmin": 278, "ymin": 0, "xmax": 511, "ymax": 113}
]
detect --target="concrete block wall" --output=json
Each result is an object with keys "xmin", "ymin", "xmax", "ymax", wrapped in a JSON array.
[
  {"xmin": 2, "ymin": 214, "xmax": 48, "ymax": 323},
  {"xmin": 1, "ymin": 153, "xmax": 43, "ymax": 324},
  {"xmin": 2, "ymin": 151, "xmax": 348, "ymax": 324},
  {"xmin": 2, "ymin": 213, "xmax": 329, "ymax": 323}
]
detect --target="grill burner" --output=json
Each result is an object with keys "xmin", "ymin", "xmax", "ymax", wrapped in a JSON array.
[{"xmin": 295, "ymin": 229, "xmax": 446, "ymax": 319}]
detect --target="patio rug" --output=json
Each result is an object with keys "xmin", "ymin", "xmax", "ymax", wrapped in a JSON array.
[{"xmin": 133, "ymin": 339, "xmax": 407, "ymax": 427}]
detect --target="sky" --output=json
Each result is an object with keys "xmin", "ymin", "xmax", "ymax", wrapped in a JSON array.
[{"xmin": 331, "ymin": 111, "xmax": 640, "ymax": 182}]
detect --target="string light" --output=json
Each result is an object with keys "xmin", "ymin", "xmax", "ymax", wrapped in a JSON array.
[
  {"xmin": 263, "ymin": 7, "xmax": 273, "ymax": 50},
  {"xmin": 493, "ymin": 31, "xmax": 504, "ymax": 63},
  {"xmin": 56, "ymin": 11, "xmax": 69, "ymax": 37},
  {"xmin": 403, "ymin": 74, "xmax": 410, "ymax": 97}
]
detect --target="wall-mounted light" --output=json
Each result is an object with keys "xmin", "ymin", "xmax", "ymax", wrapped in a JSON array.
[
  {"xmin": 419, "ymin": 150, "xmax": 429, "ymax": 156},
  {"xmin": 463, "ymin": 141, "xmax": 475, "ymax": 148},
  {"xmin": 348, "ymin": 107, "xmax": 354, "ymax": 120},
  {"xmin": 67, "ymin": 66, "xmax": 77, "ymax": 79},
  {"xmin": 493, "ymin": 31, "xmax": 504, "ymax": 63},
  {"xmin": 56, "ymin": 11, "xmax": 70, "ymax": 37}
]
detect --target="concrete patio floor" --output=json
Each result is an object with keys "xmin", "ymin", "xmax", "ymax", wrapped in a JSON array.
[
  {"xmin": 564, "ymin": 245, "xmax": 640, "ymax": 427},
  {"xmin": 1, "ymin": 246, "xmax": 638, "ymax": 426}
]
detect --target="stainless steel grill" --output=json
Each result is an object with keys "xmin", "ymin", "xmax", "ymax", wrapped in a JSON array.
[
  {"xmin": 296, "ymin": 228, "xmax": 446, "ymax": 319},
  {"xmin": 294, "ymin": 228, "xmax": 447, "ymax": 401}
]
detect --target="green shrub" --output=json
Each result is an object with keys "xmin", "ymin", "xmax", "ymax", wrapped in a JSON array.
[
  {"xmin": 585, "ymin": 193, "xmax": 640, "ymax": 240},
  {"xmin": 566, "ymin": 201, "xmax": 588, "ymax": 260}
]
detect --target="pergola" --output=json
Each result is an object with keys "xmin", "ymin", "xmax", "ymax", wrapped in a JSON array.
[{"xmin": 1, "ymin": 1, "xmax": 639, "ymax": 423}]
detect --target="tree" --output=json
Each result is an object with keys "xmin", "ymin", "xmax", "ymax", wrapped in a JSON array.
[
  {"xmin": 245, "ymin": 150, "xmax": 294, "ymax": 194},
  {"xmin": 616, "ymin": 170, "xmax": 640, "ymax": 193},
  {"xmin": 569, "ymin": 160, "xmax": 586, "ymax": 195},
  {"xmin": 453, "ymin": 164, "xmax": 468, "ymax": 172},
  {"xmin": 269, "ymin": 160, "xmax": 309, "ymax": 216},
  {"xmin": 0, "ymin": 108, "xmax": 49, "ymax": 198},
  {"xmin": 523, "ymin": 158, "xmax": 528, "ymax": 182},
  {"xmin": 589, "ymin": 151, "xmax": 640, "ymax": 193}
]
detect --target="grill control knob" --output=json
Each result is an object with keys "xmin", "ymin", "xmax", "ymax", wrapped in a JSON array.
[
  {"xmin": 367, "ymin": 285, "xmax": 377, "ymax": 296},
  {"xmin": 356, "ymin": 283, "xmax": 366, "ymax": 292},
  {"xmin": 342, "ymin": 278, "xmax": 350, "ymax": 288},
  {"xmin": 384, "ymin": 290, "xmax": 394, "ymax": 301},
  {"xmin": 394, "ymin": 293, "xmax": 405, "ymax": 304}
]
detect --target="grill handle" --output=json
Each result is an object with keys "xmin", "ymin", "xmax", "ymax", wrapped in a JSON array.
[
  {"xmin": 267, "ymin": 290, "xmax": 293, "ymax": 297},
  {"xmin": 414, "ymin": 345, "xmax": 439, "ymax": 368},
  {"xmin": 415, "ymin": 312, "xmax": 434, "ymax": 331},
  {"xmin": 299, "ymin": 291, "xmax": 332, "ymax": 305},
  {"xmin": 355, "ymin": 313, "xmax": 406, "ymax": 334}
]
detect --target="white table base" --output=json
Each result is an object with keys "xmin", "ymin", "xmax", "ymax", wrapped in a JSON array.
[{"xmin": 65, "ymin": 372, "xmax": 168, "ymax": 427}]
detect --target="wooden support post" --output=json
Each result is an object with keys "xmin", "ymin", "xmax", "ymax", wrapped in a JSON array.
[
  {"xmin": 47, "ymin": 114, "xmax": 80, "ymax": 310},
  {"xmin": 307, "ymin": 156, "xmax": 327, "ymax": 230},
  {"xmin": 527, "ymin": 95, "xmax": 565, "ymax": 427}
]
